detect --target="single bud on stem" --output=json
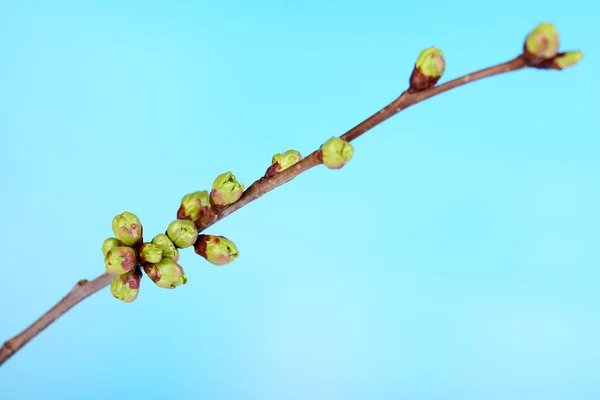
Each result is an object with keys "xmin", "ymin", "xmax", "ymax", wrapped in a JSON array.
[
  {"xmin": 167, "ymin": 219, "xmax": 198, "ymax": 248},
  {"xmin": 177, "ymin": 191, "xmax": 211, "ymax": 222},
  {"xmin": 112, "ymin": 212, "xmax": 143, "ymax": 247},
  {"xmin": 102, "ymin": 238, "xmax": 120, "ymax": 256},
  {"xmin": 105, "ymin": 246, "xmax": 138, "ymax": 276},
  {"xmin": 266, "ymin": 150, "xmax": 303, "ymax": 177},
  {"xmin": 319, "ymin": 137, "xmax": 354, "ymax": 169},
  {"xmin": 139, "ymin": 243, "xmax": 163, "ymax": 264},
  {"xmin": 194, "ymin": 235, "xmax": 239, "ymax": 266},
  {"xmin": 210, "ymin": 172, "xmax": 244, "ymax": 207},
  {"xmin": 110, "ymin": 270, "xmax": 141, "ymax": 303},
  {"xmin": 143, "ymin": 258, "xmax": 188, "ymax": 289},
  {"xmin": 151, "ymin": 234, "xmax": 179, "ymax": 262},
  {"xmin": 409, "ymin": 47, "xmax": 445, "ymax": 92},
  {"xmin": 549, "ymin": 51, "xmax": 583, "ymax": 70},
  {"xmin": 524, "ymin": 22, "xmax": 560, "ymax": 65}
]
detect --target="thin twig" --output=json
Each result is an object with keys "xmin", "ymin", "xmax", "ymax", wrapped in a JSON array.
[
  {"xmin": 0, "ymin": 55, "xmax": 527, "ymax": 367},
  {"xmin": 0, "ymin": 273, "xmax": 114, "ymax": 365}
]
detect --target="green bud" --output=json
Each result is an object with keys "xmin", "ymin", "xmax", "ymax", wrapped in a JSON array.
[
  {"xmin": 194, "ymin": 235, "xmax": 239, "ymax": 266},
  {"xmin": 409, "ymin": 47, "xmax": 445, "ymax": 92},
  {"xmin": 110, "ymin": 270, "xmax": 141, "ymax": 303},
  {"xmin": 177, "ymin": 191, "xmax": 211, "ymax": 222},
  {"xmin": 151, "ymin": 234, "xmax": 179, "ymax": 262},
  {"xmin": 525, "ymin": 22, "xmax": 559, "ymax": 60},
  {"xmin": 139, "ymin": 243, "xmax": 163, "ymax": 264},
  {"xmin": 210, "ymin": 171, "xmax": 244, "ymax": 207},
  {"xmin": 111, "ymin": 212, "xmax": 143, "ymax": 247},
  {"xmin": 320, "ymin": 137, "xmax": 354, "ymax": 169},
  {"xmin": 102, "ymin": 238, "xmax": 120, "ymax": 256},
  {"xmin": 143, "ymin": 258, "xmax": 187, "ymax": 289},
  {"xmin": 553, "ymin": 51, "xmax": 583, "ymax": 69},
  {"xmin": 167, "ymin": 219, "xmax": 198, "ymax": 248},
  {"xmin": 416, "ymin": 47, "xmax": 445, "ymax": 79},
  {"xmin": 105, "ymin": 246, "xmax": 137, "ymax": 276},
  {"xmin": 271, "ymin": 150, "xmax": 303, "ymax": 173}
]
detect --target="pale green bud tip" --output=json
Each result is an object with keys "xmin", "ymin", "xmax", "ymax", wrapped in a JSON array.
[
  {"xmin": 320, "ymin": 137, "xmax": 354, "ymax": 169},
  {"xmin": 416, "ymin": 47, "xmax": 445, "ymax": 79},
  {"xmin": 144, "ymin": 258, "xmax": 187, "ymax": 289},
  {"xmin": 110, "ymin": 271, "xmax": 141, "ymax": 303},
  {"xmin": 177, "ymin": 191, "xmax": 211, "ymax": 222},
  {"xmin": 194, "ymin": 235, "xmax": 239, "ymax": 266},
  {"xmin": 525, "ymin": 22, "xmax": 559, "ymax": 59},
  {"xmin": 105, "ymin": 246, "xmax": 138, "ymax": 276},
  {"xmin": 111, "ymin": 212, "xmax": 143, "ymax": 246},
  {"xmin": 102, "ymin": 238, "xmax": 120, "ymax": 256},
  {"xmin": 139, "ymin": 243, "xmax": 163, "ymax": 263},
  {"xmin": 151, "ymin": 234, "xmax": 179, "ymax": 262},
  {"xmin": 271, "ymin": 150, "xmax": 303, "ymax": 173},
  {"xmin": 210, "ymin": 171, "xmax": 245, "ymax": 207},
  {"xmin": 554, "ymin": 51, "xmax": 583, "ymax": 69},
  {"xmin": 167, "ymin": 219, "xmax": 198, "ymax": 248}
]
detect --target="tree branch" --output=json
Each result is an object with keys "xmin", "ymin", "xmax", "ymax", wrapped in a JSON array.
[{"xmin": 0, "ymin": 55, "xmax": 528, "ymax": 367}]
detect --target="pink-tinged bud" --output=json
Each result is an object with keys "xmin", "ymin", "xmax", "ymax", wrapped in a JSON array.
[
  {"xmin": 143, "ymin": 259, "xmax": 187, "ymax": 289},
  {"xmin": 111, "ymin": 212, "xmax": 143, "ymax": 247},
  {"xmin": 409, "ymin": 47, "xmax": 445, "ymax": 92},
  {"xmin": 271, "ymin": 150, "xmax": 302, "ymax": 173},
  {"xmin": 102, "ymin": 238, "xmax": 120, "ymax": 256},
  {"xmin": 105, "ymin": 246, "xmax": 138, "ymax": 276},
  {"xmin": 166, "ymin": 219, "xmax": 198, "ymax": 249},
  {"xmin": 524, "ymin": 22, "xmax": 560, "ymax": 63},
  {"xmin": 110, "ymin": 270, "xmax": 141, "ymax": 303},
  {"xmin": 177, "ymin": 191, "xmax": 211, "ymax": 222},
  {"xmin": 210, "ymin": 172, "xmax": 244, "ymax": 207},
  {"xmin": 151, "ymin": 234, "xmax": 179, "ymax": 262},
  {"xmin": 319, "ymin": 137, "xmax": 354, "ymax": 169},
  {"xmin": 139, "ymin": 243, "xmax": 163, "ymax": 264},
  {"xmin": 194, "ymin": 235, "xmax": 239, "ymax": 266}
]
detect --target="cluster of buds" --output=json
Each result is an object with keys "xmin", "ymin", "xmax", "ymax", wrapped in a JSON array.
[
  {"xmin": 103, "ymin": 212, "xmax": 190, "ymax": 302},
  {"xmin": 104, "ymin": 170, "xmax": 249, "ymax": 302},
  {"xmin": 523, "ymin": 22, "xmax": 583, "ymax": 69}
]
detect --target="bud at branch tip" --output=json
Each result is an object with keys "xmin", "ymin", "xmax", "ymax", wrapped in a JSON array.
[{"xmin": 524, "ymin": 22, "xmax": 560, "ymax": 65}]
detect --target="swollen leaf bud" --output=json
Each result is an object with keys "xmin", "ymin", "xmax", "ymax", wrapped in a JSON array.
[
  {"xmin": 102, "ymin": 238, "xmax": 120, "ymax": 256},
  {"xmin": 105, "ymin": 246, "xmax": 137, "ymax": 276},
  {"xmin": 111, "ymin": 212, "xmax": 143, "ymax": 247},
  {"xmin": 177, "ymin": 191, "xmax": 211, "ymax": 222},
  {"xmin": 167, "ymin": 219, "xmax": 198, "ymax": 248},
  {"xmin": 143, "ymin": 258, "xmax": 188, "ymax": 289},
  {"xmin": 272, "ymin": 150, "xmax": 302, "ymax": 173},
  {"xmin": 552, "ymin": 51, "xmax": 583, "ymax": 70},
  {"xmin": 139, "ymin": 243, "xmax": 163, "ymax": 264},
  {"xmin": 524, "ymin": 22, "xmax": 560, "ymax": 63},
  {"xmin": 210, "ymin": 172, "xmax": 244, "ymax": 207},
  {"xmin": 409, "ymin": 47, "xmax": 445, "ymax": 92},
  {"xmin": 151, "ymin": 234, "xmax": 179, "ymax": 262},
  {"xmin": 194, "ymin": 235, "xmax": 239, "ymax": 266},
  {"xmin": 110, "ymin": 270, "xmax": 141, "ymax": 303},
  {"xmin": 320, "ymin": 137, "xmax": 354, "ymax": 169}
]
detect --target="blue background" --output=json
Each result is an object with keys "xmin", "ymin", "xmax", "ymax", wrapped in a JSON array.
[{"xmin": 0, "ymin": 0, "xmax": 598, "ymax": 398}]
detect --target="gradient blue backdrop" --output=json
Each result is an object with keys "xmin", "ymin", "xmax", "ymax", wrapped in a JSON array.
[{"xmin": 0, "ymin": 1, "xmax": 598, "ymax": 398}]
